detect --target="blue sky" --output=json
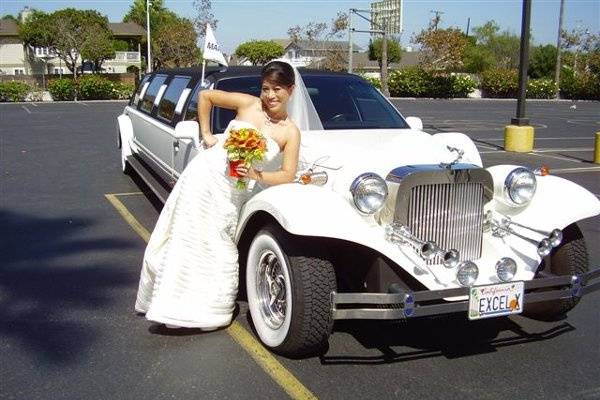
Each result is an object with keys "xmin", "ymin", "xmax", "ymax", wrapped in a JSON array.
[{"xmin": 2, "ymin": 0, "xmax": 599, "ymax": 53}]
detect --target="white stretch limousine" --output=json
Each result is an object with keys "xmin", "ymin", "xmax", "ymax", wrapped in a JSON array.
[{"xmin": 117, "ymin": 66, "xmax": 600, "ymax": 357}]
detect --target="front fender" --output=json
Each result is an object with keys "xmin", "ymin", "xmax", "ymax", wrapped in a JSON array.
[
  {"xmin": 236, "ymin": 183, "xmax": 375, "ymax": 243},
  {"xmin": 488, "ymin": 165, "xmax": 600, "ymax": 230},
  {"xmin": 117, "ymin": 113, "xmax": 135, "ymax": 153}
]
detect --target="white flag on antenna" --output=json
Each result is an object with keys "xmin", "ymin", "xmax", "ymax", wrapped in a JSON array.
[{"xmin": 203, "ymin": 24, "xmax": 228, "ymax": 66}]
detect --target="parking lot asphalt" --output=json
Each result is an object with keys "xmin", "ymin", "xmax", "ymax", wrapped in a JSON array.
[{"xmin": 1, "ymin": 100, "xmax": 599, "ymax": 400}]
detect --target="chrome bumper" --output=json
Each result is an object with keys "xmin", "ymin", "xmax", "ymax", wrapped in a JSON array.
[{"xmin": 331, "ymin": 268, "xmax": 600, "ymax": 320}]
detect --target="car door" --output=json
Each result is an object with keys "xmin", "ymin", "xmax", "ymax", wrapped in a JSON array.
[
  {"xmin": 130, "ymin": 73, "xmax": 171, "ymax": 177},
  {"xmin": 173, "ymin": 80, "xmax": 205, "ymax": 174}
]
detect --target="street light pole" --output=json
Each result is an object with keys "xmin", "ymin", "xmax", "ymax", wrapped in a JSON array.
[
  {"xmin": 146, "ymin": 0, "xmax": 152, "ymax": 73},
  {"xmin": 512, "ymin": 0, "xmax": 532, "ymax": 126},
  {"xmin": 505, "ymin": 0, "xmax": 534, "ymax": 153},
  {"xmin": 554, "ymin": 0, "xmax": 565, "ymax": 98}
]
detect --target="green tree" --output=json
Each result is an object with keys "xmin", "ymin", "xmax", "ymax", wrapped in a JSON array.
[
  {"xmin": 192, "ymin": 0, "xmax": 218, "ymax": 38},
  {"xmin": 154, "ymin": 18, "xmax": 201, "ymax": 68},
  {"xmin": 473, "ymin": 20, "xmax": 521, "ymax": 69},
  {"xmin": 1, "ymin": 15, "xmax": 18, "ymax": 22},
  {"xmin": 528, "ymin": 44, "xmax": 557, "ymax": 79},
  {"xmin": 20, "ymin": 8, "xmax": 113, "ymax": 77},
  {"xmin": 81, "ymin": 23, "xmax": 116, "ymax": 73},
  {"xmin": 235, "ymin": 41, "xmax": 284, "ymax": 66},
  {"xmin": 462, "ymin": 45, "xmax": 495, "ymax": 73},
  {"xmin": 368, "ymin": 37, "xmax": 402, "ymax": 68},
  {"xmin": 123, "ymin": 0, "xmax": 170, "ymax": 32},
  {"xmin": 413, "ymin": 28, "xmax": 469, "ymax": 71}
]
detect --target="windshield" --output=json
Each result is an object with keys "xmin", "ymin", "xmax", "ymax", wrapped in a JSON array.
[{"xmin": 213, "ymin": 74, "xmax": 409, "ymax": 132}]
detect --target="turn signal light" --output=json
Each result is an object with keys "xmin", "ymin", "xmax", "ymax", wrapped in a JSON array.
[{"xmin": 535, "ymin": 165, "xmax": 550, "ymax": 176}]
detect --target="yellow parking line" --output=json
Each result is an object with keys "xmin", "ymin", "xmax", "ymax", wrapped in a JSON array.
[
  {"xmin": 104, "ymin": 194, "xmax": 150, "ymax": 242},
  {"xmin": 104, "ymin": 192, "xmax": 317, "ymax": 400}
]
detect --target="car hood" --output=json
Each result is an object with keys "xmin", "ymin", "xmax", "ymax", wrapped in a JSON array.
[{"xmin": 299, "ymin": 129, "xmax": 470, "ymax": 185}]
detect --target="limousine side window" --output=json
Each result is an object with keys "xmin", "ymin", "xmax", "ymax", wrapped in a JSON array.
[
  {"xmin": 157, "ymin": 76, "xmax": 191, "ymax": 123},
  {"xmin": 183, "ymin": 82, "xmax": 202, "ymax": 122},
  {"xmin": 213, "ymin": 77, "xmax": 261, "ymax": 133},
  {"xmin": 139, "ymin": 74, "xmax": 167, "ymax": 113},
  {"xmin": 130, "ymin": 74, "xmax": 151, "ymax": 107}
]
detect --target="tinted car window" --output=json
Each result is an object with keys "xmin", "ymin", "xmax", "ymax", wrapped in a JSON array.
[
  {"xmin": 214, "ymin": 76, "xmax": 261, "ymax": 133},
  {"xmin": 213, "ymin": 74, "xmax": 408, "ymax": 131},
  {"xmin": 139, "ymin": 74, "xmax": 167, "ymax": 113},
  {"xmin": 130, "ymin": 74, "xmax": 151, "ymax": 107},
  {"xmin": 157, "ymin": 76, "xmax": 191, "ymax": 122},
  {"xmin": 302, "ymin": 75, "xmax": 409, "ymax": 129},
  {"xmin": 183, "ymin": 82, "xmax": 203, "ymax": 122}
]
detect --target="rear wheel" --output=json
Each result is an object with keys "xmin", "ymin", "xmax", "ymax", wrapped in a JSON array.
[
  {"xmin": 524, "ymin": 223, "xmax": 589, "ymax": 321},
  {"xmin": 246, "ymin": 225, "xmax": 336, "ymax": 357}
]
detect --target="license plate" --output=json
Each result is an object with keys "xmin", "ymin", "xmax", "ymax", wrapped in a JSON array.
[{"xmin": 468, "ymin": 281, "xmax": 524, "ymax": 320}]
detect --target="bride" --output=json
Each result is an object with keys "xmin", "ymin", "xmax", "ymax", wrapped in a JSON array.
[{"xmin": 134, "ymin": 60, "xmax": 322, "ymax": 329}]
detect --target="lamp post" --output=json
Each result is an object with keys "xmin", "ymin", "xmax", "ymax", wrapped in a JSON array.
[
  {"xmin": 146, "ymin": 0, "xmax": 152, "ymax": 73},
  {"xmin": 504, "ymin": 0, "xmax": 534, "ymax": 152}
]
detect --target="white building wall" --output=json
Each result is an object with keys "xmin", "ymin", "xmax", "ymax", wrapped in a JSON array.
[{"xmin": 0, "ymin": 38, "xmax": 27, "ymax": 74}]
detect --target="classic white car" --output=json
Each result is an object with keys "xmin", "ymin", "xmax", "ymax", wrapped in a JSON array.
[{"xmin": 118, "ymin": 66, "xmax": 600, "ymax": 357}]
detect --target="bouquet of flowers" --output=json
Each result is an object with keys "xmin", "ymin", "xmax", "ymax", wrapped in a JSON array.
[{"xmin": 223, "ymin": 127, "xmax": 267, "ymax": 190}]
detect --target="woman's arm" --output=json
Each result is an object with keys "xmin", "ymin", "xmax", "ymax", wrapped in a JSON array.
[
  {"xmin": 239, "ymin": 125, "xmax": 301, "ymax": 186},
  {"xmin": 198, "ymin": 90, "xmax": 257, "ymax": 146}
]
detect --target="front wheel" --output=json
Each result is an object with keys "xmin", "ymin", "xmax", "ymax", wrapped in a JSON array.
[
  {"xmin": 246, "ymin": 225, "xmax": 336, "ymax": 357},
  {"xmin": 524, "ymin": 223, "xmax": 589, "ymax": 321}
]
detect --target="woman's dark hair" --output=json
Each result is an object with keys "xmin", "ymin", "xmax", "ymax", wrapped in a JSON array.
[{"xmin": 261, "ymin": 61, "xmax": 295, "ymax": 87}]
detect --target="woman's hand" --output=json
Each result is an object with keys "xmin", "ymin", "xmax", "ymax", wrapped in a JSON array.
[
  {"xmin": 201, "ymin": 133, "xmax": 218, "ymax": 149},
  {"xmin": 235, "ymin": 165, "xmax": 260, "ymax": 181}
]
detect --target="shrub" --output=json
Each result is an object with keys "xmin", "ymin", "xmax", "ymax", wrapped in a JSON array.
[
  {"xmin": 527, "ymin": 78, "xmax": 557, "ymax": 99},
  {"xmin": 112, "ymin": 82, "xmax": 135, "ymax": 100},
  {"xmin": 0, "ymin": 81, "xmax": 31, "ymax": 102},
  {"xmin": 388, "ymin": 67, "xmax": 429, "ymax": 97},
  {"xmin": 481, "ymin": 68, "xmax": 518, "ymax": 98},
  {"xmin": 560, "ymin": 71, "xmax": 600, "ymax": 100},
  {"xmin": 450, "ymin": 74, "xmax": 477, "ymax": 97},
  {"xmin": 77, "ymin": 75, "xmax": 114, "ymax": 100},
  {"xmin": 48, "ymin": 78, "xmax": 76, "ymax": 101},
  {"xmin": 362, "ymin": 75, "xmax": 381, "ymax": 89}
]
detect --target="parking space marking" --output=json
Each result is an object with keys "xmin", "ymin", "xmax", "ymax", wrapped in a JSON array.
[
  {"xmin": 549, "ymin": 166, "xmax": 600, "ymax": 174},
  {"xmin": 105, "ymin": 194, "xmax": 150, "ymax": 242},
  {"xmin": 533, "ymin": 147, "xmax": 593, "ymax": 153},
  {"xmin": 77, "ymin": 101, "xmax": 90, "ymax": 107},
  {"xmin": 483, "ymin": 137, "xmax": 593, "ymax": 142},
  {"xmin": 529, "ymin": 152, "xmax": 586, "ymax": 163},
  {"xmin": 21, "ymin": 105, "xmax": 31, "ymax": 114},
  {"xmin": 105, "ymin": 192, "xmax": 317, "ymax": 400},
  {"xmin": 29, "ymin": 102, "xmax": 38, "ymax": 107}
]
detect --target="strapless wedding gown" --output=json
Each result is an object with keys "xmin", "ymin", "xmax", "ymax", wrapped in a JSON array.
[{"xmin": 135, "ymin": 120, "xmax": 282, "ymax": 328}]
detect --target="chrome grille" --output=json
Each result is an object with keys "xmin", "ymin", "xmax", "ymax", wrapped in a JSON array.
[{"xmin": 407, "ymin": 182, "xmax": 484, "ymax": 264}]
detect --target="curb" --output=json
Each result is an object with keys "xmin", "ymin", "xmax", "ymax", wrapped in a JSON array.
[
  {"xmin": 0, "ymin": 99, "xmax": 129, "ymax": 105},
  {"xmin": 388, "ymin": 97, "xmax": 598, "ymax": 103}
]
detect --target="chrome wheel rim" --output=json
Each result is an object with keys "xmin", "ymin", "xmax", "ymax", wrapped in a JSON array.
[{"xmin": 257, "ymin": 250, "xmax": 287, "ymax": 329}]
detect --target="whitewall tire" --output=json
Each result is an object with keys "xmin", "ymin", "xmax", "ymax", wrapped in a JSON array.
[{"xmin": 246, "ymin": 225, "xmax": 336, "ymax": 357}]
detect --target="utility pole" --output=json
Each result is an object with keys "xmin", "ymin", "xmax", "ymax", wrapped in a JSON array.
[
  {"xmin": 429, "ymin": 10, "xmax": 444, "ymax": 31},
  {"xmin": 348, "ymin": 10, "xmax": 353, "ymax": 73},
  {"xmin": 146, "ymin": 0, "xmax": 152, "ymax": 73},
  {"xmin": 466, "ymin": 17, "xmax": 471, "ymax": 36},
  {"xmin": 554, "ymin": 0, "xmax": 565, "ymax": 98}
]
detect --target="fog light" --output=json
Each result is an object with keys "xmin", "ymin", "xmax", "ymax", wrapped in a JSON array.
[
  {"xmin": 495, "ymin": 257, "xmax": 517, "ymax": 282},
  {"xmin": 457, "ymin": 261, "xmax": 479, "ymax": 286},
  {"xmin": 443, "ymin": 249, "xmax": 460, "ymax": 269},
  {"xmin": 537, "ymin": 238, "xmax": 552, "ymax": 257},
  {"xmin": 549, "ymin": 229, "xmax": 563, "ymax": 247}
]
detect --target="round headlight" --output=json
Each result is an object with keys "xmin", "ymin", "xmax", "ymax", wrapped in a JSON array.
[
  {"xmin": 350, "ymin": 173, "xmax": 388, "ymax": 214},
  {"xmin": 457, "ymin": 261, "xmax": 479, "ymax": 286},
  {"xmin": 504, "ymin": 167, "xmax": 537, "ymax": 205},
  {"xmin": 495, "ymin": 257, "xmax": 517, "ymax": 282}
]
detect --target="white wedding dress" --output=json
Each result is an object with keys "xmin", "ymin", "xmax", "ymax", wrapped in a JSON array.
[{"xmin": 135, "ymin": 119, "xmax": 282, "ymax": 329}]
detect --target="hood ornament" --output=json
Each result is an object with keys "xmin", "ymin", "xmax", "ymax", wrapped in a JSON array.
[{"xmin": 440, "ymin": 146, "xmax": 464, "ymax": 169}]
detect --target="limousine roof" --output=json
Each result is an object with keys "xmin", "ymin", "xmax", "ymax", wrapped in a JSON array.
[{"xmin": 152, "ymin": 66, "xmax": 355, "ymax": 81}]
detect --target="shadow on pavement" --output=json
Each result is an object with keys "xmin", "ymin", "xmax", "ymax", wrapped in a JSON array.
[
  {"xmin": 0, "ymin": 209, "xmax": 137, "ymax": 365},
  {"xmin": 321, "ymin": 316, "xmax": 574, "ymax": 365}
]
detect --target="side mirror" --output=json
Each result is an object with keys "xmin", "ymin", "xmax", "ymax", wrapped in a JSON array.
[
  {"xmin": 405, "ymin": 116, "xmax": 424, "ymax": 131},
  {"xmin": 174, "ymin": 120, "xmax": 201, "ymax": 148}
]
